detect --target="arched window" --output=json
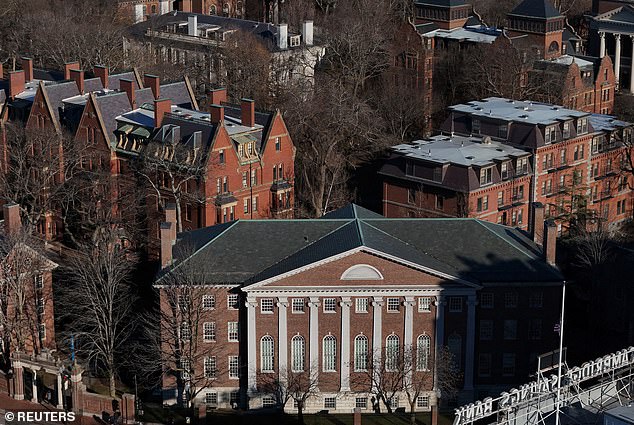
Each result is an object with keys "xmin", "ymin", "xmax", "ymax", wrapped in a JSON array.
[
  {"xmin": 291, "ymin": 335, "xmax": 305, "ymax": 372},
  {"xmin": 340, "ymin": 264, "xmax": 384, "ymax": 280},
  {"xmin": 261, "ymin": 335, "xmax": 274, "ymax": 372},
  {"xmin": 385, "ymin": 334, "xmax": 400, "ymax": 371},
  {"xmin": 549, "ymin": 41, "xmax": 559, "ymax": 53},
  {"xmin": 417, "ymin": 334, "xmax": 431, "ymax": 371},
  {"xmin": 323, "ymin": 335, "xmax": 336, "ymax": 372},
  {"xmin": 354, "ymin": 335, "xmax": 369, "ymax": 371},
  {"xmin": 151, "ymin": 4, "xmax": 156, "ymax": 14},
  {"xmin": 209, "ymin": 5, "xmax": 216, "ymax": 14},
  {"xmin": 448, "ymin": 334, "xmax": 462, "ymax": 368}
]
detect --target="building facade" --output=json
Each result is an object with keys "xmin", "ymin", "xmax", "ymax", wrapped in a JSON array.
[{"xmin": 156, "ymin": 203, "xmax": 563, "ymax": 411}]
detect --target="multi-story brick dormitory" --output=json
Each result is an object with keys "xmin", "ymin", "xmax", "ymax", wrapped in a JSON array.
[
  {"xmin": 113, "ymin": 87, "xmax": 295, "ymax": 254},
  {"xmin": 156, "ymin": 203, "xmax": 563, "ymax": 412},
  {"xmin": 409, "ymin": 97, "xmax": 634, "ymax": 231},
  {"xmin": 380, "ymin": 135, "xmax": 533, "ymax": 228}
]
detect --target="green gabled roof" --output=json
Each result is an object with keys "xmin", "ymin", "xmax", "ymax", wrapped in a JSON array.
[{"xmin": 157, "ymin": 203, "xmax": 563, "ymax": 287}]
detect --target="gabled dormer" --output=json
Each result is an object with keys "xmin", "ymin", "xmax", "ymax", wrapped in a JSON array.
[{"xmin": 506, "ymin": 0, "xmax": 564, "ymax": 60}]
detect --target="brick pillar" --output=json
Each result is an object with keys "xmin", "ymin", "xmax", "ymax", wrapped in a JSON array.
[
  {"xmin": 12, "ymin": 362, "xmax": 24, "ymax": 400},
  {"xmin": 353, "ymin": 407, "xmax": 361, "ymax": 425},
  {"xmin": 431, "ymin": 405, "xmax": 438, "ymax": 425},
  {"xmin": 70, "ymin": 366, "xmax": 84, "ymax": 415}
]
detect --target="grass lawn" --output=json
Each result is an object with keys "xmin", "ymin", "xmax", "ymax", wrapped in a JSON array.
[{"xmin": 141, "ymin": 404, "xmax": 455, "ymax": 425}]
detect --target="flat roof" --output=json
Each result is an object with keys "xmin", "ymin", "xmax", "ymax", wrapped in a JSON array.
[
  {"xmin": 449, "ymin": 97, "xmax": 589, "ymax": 125},
  {"xmin": 391, "ymin": 134, "xmax": 529, "ymax": 167},
  {"xmin": 62, "ymin": 88, "xmax": 119, "ymax": 106},
  {"xmin": 116, "ymin": 104, "xmax": 264, "ymax": 134},
  {"xmin": 590, "ymin": 114, "xmax": 632, "ymax": 132},
  {"xmin": 425, "ymin": 25, "xmax": 501, "ymax": 43},
  {"xmin": 543, "ymin": 54, "xmax": 594, "ymax": 68},
  {"xmin": 605, "ymin": 404, "xmax": 634, "ymax": 423}
]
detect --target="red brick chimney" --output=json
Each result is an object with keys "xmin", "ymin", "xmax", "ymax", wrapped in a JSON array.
[
  {"xmin": 543, "ymin": 219, "xmax": 557, "ymax": 265},
  {"xmin": 160, "ymin": 222, "xmax": 173, "ymax": 268},
  {"xmin": 8, "ymin": 71, "xmax": 25, "ymax": 100},
  {"xmin": 3, "ymin": 202, "xmax": 21, "ymax": 234},
  {"xmin": 144, "ymin": 74, "xmax": 160, "ymax": 99},
  {"xmin": 531, "ymin": 202, "xmax": 545, "ymax": 245},
  {"xmin": 165, "ymin": 203, "xmax": 177, "ymax": 241},
  {"xmin": 210, "ymin": 104, "xmax": 224, "ymax": 124},
  {"xmin": 70, "ymin": 69, "xmax": 85, "ymax": 94},
  {"xmin": 154, "ymin": 98, "xmax": 172, "ymax": 128},
  {"xmin": 22, "ymin": 58, "xmax": 33, "ymax": 82},
  {"xmin": 64, "ymin": 61, "xmax": 80, "ymax": 80},
  {"xmin": 120, "ymin": 79, "xmax": 136, "ymax": 108},
  {"xmin": 241, "ymin": 98, "xmax": 255, "ymax": 127},
  {"xmin": 94, "ymin": 65, "xmax": 109, "ymax": 89},
  {"xmin": 208, "ymin": 88, "xmax": 227, "ymax": 106}
]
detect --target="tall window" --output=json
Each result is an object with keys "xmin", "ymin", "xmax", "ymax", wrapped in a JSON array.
[
  {"xmin": 229, "ymin": 356, "xmax": 239, "ymax": 379},
  {"xmin": 387, "ymin": 298, "xmax": 400, "ymax": 312},
  {"xmin": 418, "ymin": 297, "xmax": 432, "ymax": 312},
  {"xmin": 228, "ymin": 294, "xmax": 239, "ymax": 309},
  {"xmin": 204, "ymin": 356, "xmax": 217, "ymax": 378},
  {"xmin": 292, "ymin": 298, "xmax": 305, "ymax": 313},
  {"xmin": 480, "ymin": 292, "xmax": 494, "ymax": 309},
  {"xmin": 323, "ymin": 335, "xmax": 337, "ymax": 372},
  {"xmin": 261, "ymin": 335, "xmax": 274, "ymax": 372},
  {"xmin": 291, "ymin": 335, "xmax": 305, "ymax": 372},
  {"xmin": 480, "ymin": 167, "xmax": 493, "ymax": 185},
  {"xmin": 386, "ymin": 334, "xmax": 400, "ymax": 371},
  {"xmin": 228, "ymin": 322, "xmax": 239, "ymax": 342},
  {"xmin": 354, "ymin": 335, "xmax": 369, "ymax": 371},
  {"xmin": 202, "ymin": 295, "xmax": 215, "ymax": 310},
  {"xmin": 203, "ymin": 322, "xmax": 216, "ymax": 342},
  {"xmin": 180, "ymin": 322, "xmax": 191, "ymax": 341},
  {"xmin": 260, "ymin": 298, "xmax": 274, "ymax": 313},
  {"xmin": 448, "ymin": 334, "xmax": 462, "ymax": 368},
  {"xmin": 416, "ymin": 335, "xmax": 431, "ymax": 371},
  {"xmin": 355, "ymin": 298, "xmax": 368, "ymax": 313}
]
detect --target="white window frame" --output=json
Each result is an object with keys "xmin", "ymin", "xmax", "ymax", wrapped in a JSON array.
[
  {"xmin": 416, "ymin": 334, "xmax": 431, "ymax": 371},
  {"xmin": 356, "ymin": 397, "xmax": 368, "ymax": 409},
  {"xmin": 417, "ymin": 396, "xmax": 430, "ymax": 408},
  {"xmin": 448, "ymin": 296, "xmax": 462, "ymax": 312},
  {"xmin": 202, "ymin": 295, "xmax": 215, "ymax": 310},
  {"xmin": 34, "ymin": 274, "xmax": 44, "ymax": 289},
  {"xmin": 354, "ymin": 334, "xmax": 369, "ymax": 371},
  {"xmin": 205, "ymin": 392, "xmax": 218, "ymax": 405},
  {"xmin": 203, "ymin": 322, "xmax": 216, "ymax": 342},
  {"xmin": 387, "ymin": 297, "xmax": 400, "ymax": 312},
  {"xmin": 292, "ymin": 298, "xmax": 305, "ymax": 313},
  {"xmin": 291, "ymin": 335, "xmax": 305, "ymax": 372},
  {"xmin": 480, "ymin": 167, "xmax": 493, "ymax": 186},
  {"xmin": 323, "ymin": 335, "xmax": 337, "ymax": 372},
  {"xmin": 204, "ymin": 356, "xmax": 217, "ymax": 378},
  {"xmin": 229, "ymin": 355, "xmax": 240, "ymax": 379},
  {"xmin": 227, "ymin": 294, "xmax": 239, "ymax": 309},
  {"xmin": 324, "ymin": 397, "xmax": 337, "ymax": 409},
  {"xmin": 260, "ymin": 298, "xmax": 274, "ymax": 314},
  {"xmin": 355, "ymin": 298, "xmax": 368, "ymax": 313},
  {"xmin": 480, "ymin": 292, "xmax": 494, "ymax": 309},
  {"xmin": 260, "ymin": 335, "xmax": 275, "ymax": 372},
  {"xmin": 418, "ymin": 297, "xmax": 432, "ymax": 312},
  {"xmin": 228, "ymin": 321, "xmax": 239, "ymax": 342},
  {"xmin": 323, "ymin": 298, "xmax": 336, "ymax": 313},
  {"xmin": 385, "ymin": 334, "xmax": 400, "ymax": 371}
]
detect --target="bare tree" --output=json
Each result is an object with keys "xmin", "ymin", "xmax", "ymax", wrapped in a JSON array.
[
  {"xmin": 0, "ymin": 228, "xmax": 54, "ymax": 369},
  {"xmin": 259, "ymin": 366, "xmax": 319, "ymax": 425},
  {"xmin": 58, "ymin": 230, "xmax": 137, "ymax": 398},
  {"xmin": 0, "ymin": 124, "xmax": 81, "ymax": 234},
  {"xmin": 570, "ymin": 225, "xmax": 613, "ymax": 270}
]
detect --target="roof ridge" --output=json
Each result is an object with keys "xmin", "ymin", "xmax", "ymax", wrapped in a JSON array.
[
  {"xmin": 360, "ymin": 219, "xmax": 462, "ymax": 274},
  {"xmin": 474, "ymin": 220, "xmax": 540, "ymax": 259}
]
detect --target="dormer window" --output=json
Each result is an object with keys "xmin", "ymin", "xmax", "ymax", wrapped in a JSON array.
[
  {"xmin": 545, "ymin": 126, "xmax": 557, "ymax": 143},
  {"xmin": 563, "ymin": 121, "xmax": 571, "ymax": 139},
  {"xmin": 472, "ymin": 118, "xmax": 480, "ymax": 134},
  {"xmin": 517, "ymin": 157, "xmax": 528, "ymax": 174},
  {"xmin": 501, "ymin": 162, "xmax": 509, "ymax": 180},
  {"xmin": 480, "ymin": 167, "xmax": 493, "ymax": 186},
  {"xmin": 498, "ymin": 124, "xmax": 508, "ymax": 140},
  {"xmin": 238, "ymin": 144, "xmax": 244, "ymax": 157},
  {"xmin": 576, "ymin": 118, "xmax": 588, "ymax": 135},
  {"xmin": 289, "ymin": 35, "xmax": 301, "ymax": 47}
]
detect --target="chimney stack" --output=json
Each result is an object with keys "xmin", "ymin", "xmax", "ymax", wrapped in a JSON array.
[
  {"xmin": 154, "ymin": 98, "xmax": 172, "ymax": 128},
  {"xmin": 160, "ymin": 222, "xmax": 174, "ymax": 268},
  {"xmin": 301, "ymin": 21, "xmax": 314, "ymax": 46},
  {"xmin": 64, "ymin": 61, "xmax": 80, "ymax": 80},
  {"xmin": 94, "ymin": 65, "xmax": 109, "ymax": 89},
  {"xmin": 70, "ymin": 69, "xmax": 85, "ymax": 94},
  {"xmin": 8, "ymin": 71, "xmax": 25, "ymax": 99},
  {"xmin": 3, "ymin": 202, "xmax": 21, "ymax": 234},
  {"xmin": 210, "ymin": 104, "xmax": 224, "ymax": 124},
  {"xmin": 241, "ymin": 98, "xmax": 255, "ymax": 127},
  {"xmin": 22, "ymin": 58, "xmax": 33, "ymax": 82},
  {"xmin": 277, "ymin": 23, "xmax": 288, "ymax": 49},
  {"xmin": 208, "ymin": 88, "xmax": 227, "ymax": 106},
  {"xmin": 165, "ymin": 203, "xmax": 178, "ymax": 241},
  {"xmin": 144, "ymin": 74, "xmax": 160, "ymax": 99},
  {"xmin": 120, "ymin": 79, "xmax": 136, "ymax": 108},
  {"xmin": 188, "ymin": 15, "xmax": 198, "ymax": 36},
  {"xmin": 543, "ymin": 219, "xmax": 557, "ymax": 265},
  {"xmin": 530, "ymin": 202, "xmax": 545, "ymax": 245}
]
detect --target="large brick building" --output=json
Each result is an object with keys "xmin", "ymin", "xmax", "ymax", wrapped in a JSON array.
[
  {"xmin": 381, "ymin": 98, "xmax": 634, "ymax": 231},
  {"xmin": 156, "ymin": 203, "xmax": 563, "ymax": 411}
]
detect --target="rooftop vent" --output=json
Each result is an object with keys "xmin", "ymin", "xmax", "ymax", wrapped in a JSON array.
[
  {"xmin": 519, "ymin": 114, "xmax": 529, "ymax": 119},
  {"xmin": 482, "ymin": 136, "xmax": 492, "ymax": 145},
  {"xmin": 466, "ymin": 155, "xmax": 475, "ymax": 160},
  {"xmin": 552, "ymin": 107, "xmax": 559, "ymax": 110},
  {"xmin": 496, "ymin": 148, "xmax": 504, "ymax": 152}
]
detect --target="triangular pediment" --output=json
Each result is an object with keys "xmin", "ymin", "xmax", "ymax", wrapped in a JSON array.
[{"xmin": 595, "ymin": 6, "xmax": 634, "ymax": 23}]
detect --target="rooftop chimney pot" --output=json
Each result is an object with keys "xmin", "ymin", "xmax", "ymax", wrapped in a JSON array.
[{"xmin": 21, "ymin": 58, "xmax": 33, "ymax": 82}]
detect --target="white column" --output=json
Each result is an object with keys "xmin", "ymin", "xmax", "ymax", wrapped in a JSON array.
[
  {"xmin": 433, "ymin": 296, "xmax": 445, "ymax": 393},
  {"xmin": 309, "ymin": 297, "xmax": 320, "ymax": 384},
  {"xmin": 56, "ymin": 373, "xmax": 63, "ymax": 409},
  {"xmin": 277, "ymin": 297, "xmax": 288, "ymax": 382},
  {"xmin": 404, "ymin": 296, "xmax": 416, "ymax": 385},
  {"xmin": 340, "ymin": 297, "xmax": 352, "ymax": 391},
  {"xmin": 371, "ymin": 297, "xmax": 384, "ymax": 369},
  {"xmin": 463, "ymin": 295, "xmax": 477, "ymax": 391},
  {"xmin": 614, "ymin": 34, "xmax": 621, "ymax": 84},
  {"xmin": 246, "ymin": 297, "xmax": 258, "ymax": 394},
  {"xmin": 600, "ymin": 32, "xmax": 606, "ymax": 58},
  {"xmin": 31, "ymin": 369, "xmax": 38, "ymax": 403},
  {"xmin": 630, "ymin": 36, "xmax": 634, "ymax": 92}
]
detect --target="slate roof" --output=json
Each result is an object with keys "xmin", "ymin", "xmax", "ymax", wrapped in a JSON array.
[
  {"xmin": 415, "ymin": 0, "xmax": 467, "ymax": 7},
  {"xmin": 95, "ymin": 91, "xmax": 135, "ymax": 143},
  {"xmin": 136, "ymin": 87, "xmax": 155, "ymax": 106},
  {"xmin": 160, "ymin": 81, "xmax": 194, "ymax": 109},
  {"xmin": 44, "ymin": 81, "xmax": 81, "ymax": 123},
  {"xmin": 509, "ymin": 0, "xmax": 562, "ymax": 19},
  {"xmin": 108, "ymin": 71, "xmax": 140, "ymax": 90},
  {"xmin": 159, "ymin": 204, "xmax": 563, "ymax": 286}
]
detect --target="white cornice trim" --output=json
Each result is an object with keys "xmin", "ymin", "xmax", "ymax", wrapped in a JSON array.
[{"xmin": 242, "ymin": 246, "xmax": 480, "ymax": 292}]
